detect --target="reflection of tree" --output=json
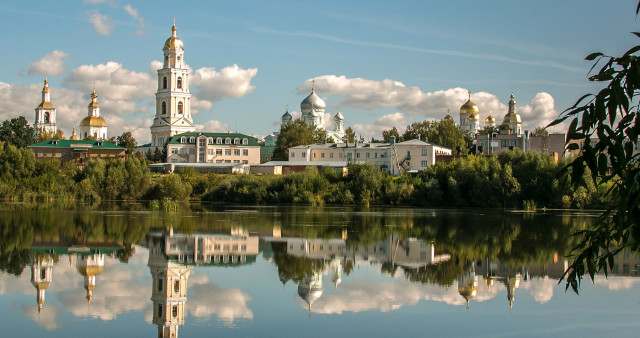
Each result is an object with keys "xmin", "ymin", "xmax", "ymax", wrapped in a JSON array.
[
  {"xmin": 0, "ymin": 249, "xmax": 30, "ymax": 276},
  {"xmin": 271, "ymin": 242, "xmax": 326, "ymax": 284},
  {"xmin": 402, "ymin": 259, "xmax": 467, "ymax": 287}
]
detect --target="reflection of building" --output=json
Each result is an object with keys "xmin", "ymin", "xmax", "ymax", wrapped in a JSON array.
[
  {"xmin": 30, "ymin": 252, "xmax": 54, "ymax": 313},
  {"xmin": 457, "ymin": 262, "xmax": 477, "ymax": 310},
  {"xmin": 297, "ymin": 267, "xmax": 323, "ymax": 315},
  {"xmin": 76, "ymin": 253, "xmax": 105, "ymax": 303}
]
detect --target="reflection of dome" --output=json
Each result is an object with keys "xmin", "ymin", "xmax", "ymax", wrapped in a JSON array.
[
  {"xmin": 80, "ymin": 116, "xmax": 107, "ymax": 127},
  {"xmin": 76, "ymin": 265, "xmax": 105, "ymax": 277},
  {"xmin": 297, "ymin": 285, "xmax": 323, "ymax": 306},
  {"xmin": 301, "ymin": 88, "xmax": 326, "ymax": 111},
  {"xmin": 164, "ymin": 24, "xmax": 184, "ymax": 50},
  {"xmin": 33, "ymin": 281, "xmax": 50, "ymax": 290}
]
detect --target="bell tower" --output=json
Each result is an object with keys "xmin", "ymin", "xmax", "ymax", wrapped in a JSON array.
[
  {"xmin": 150, "ymin": 18, "xmax": 195, "ymax": 148},
  {"xmin": 34, "ymin": 77, "xmax": 57, "ymax": 138}
]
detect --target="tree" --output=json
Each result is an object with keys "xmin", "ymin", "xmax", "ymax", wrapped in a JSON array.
[
  {"xmin": 115, "ymin": 131, "xmax": 137, "ymax": 155},
  {"xmin": 402, "ymin": 118, "xmax": 467, "ymax": 150},
  {"xmin": 532, "ymin": 126, "xmax": 549, "ymax": 137},
  {"xmin": 0, "ymin": 116, "xmax": 35, "ymax": 148},
  {"xmin": 549, "ymin": 2, "xmax": 640, "ymax": 293},
  {"xmin": 343, "ymin": 127, "xmax": 356, "ymax": 143},
  {"xmin": 36, "ymin": 129, "xmax": 64, "ymax": 142},
  {"xmin": 272, "ymin": 119, "xmax": 316, "ymax": 160},
  {"xmin": 381, "ymin": 127, "xmax": 401, "ymax": 143}
]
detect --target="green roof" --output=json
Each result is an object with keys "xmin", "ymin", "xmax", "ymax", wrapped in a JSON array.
[
  {"xmin": 168, "ymin": 132, "xmax": 259, "ymax": 146},
  {"xmin": 28, "ymin": 139, "xmax": 124, "ymax": 149}
]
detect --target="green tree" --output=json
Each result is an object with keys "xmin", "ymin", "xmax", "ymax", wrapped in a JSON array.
[
  {"xmin": 343, "ymin": 126, "xmax": 356, "ymax": 143},
  {"xmin": 36, "ymin": 129, "xmax": 64, "ymax": 142},
  {"xmin": 532, "ymin": 126, "xmax": 549, "ymax": 137},
  {"xmin": 402, "ymin": 118, "xmax": 467, "ymax": 150},
  {"xmin": 273, "ymin": 119, "xmax": 316, "ymax": 160},
  {"xmin": 549, "ymin": 2, "xmax": 640, "ymax": 293},
  {"xmin": 0, "ymin": 116, "xmax": 35, "ymax": 148},
  {"xmin": 382, "ymin": 127, "xmax": 401, "ymax": 143},
  {"xmin": 115, "ymin": 131, "xmax": 138, "ymax": 155}
]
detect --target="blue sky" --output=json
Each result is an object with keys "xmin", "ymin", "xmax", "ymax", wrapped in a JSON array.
[{"xmin": 1, "ymin": 0, "xmax": 639, "ymax": 143}]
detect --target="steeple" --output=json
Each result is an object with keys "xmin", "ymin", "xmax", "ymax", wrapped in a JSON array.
[{"xmin": 34, "ymin": 77, "xmax": 57, "ymax": 137}]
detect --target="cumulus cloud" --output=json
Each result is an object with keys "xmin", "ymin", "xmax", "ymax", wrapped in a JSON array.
[
  {"xmin": 518, "ymin": 92, "xmax": 559, "ymax": 130},
  {"xmin": 88, "ymin": 10, "xmax": 114, "ymax": 35},
  {"xmin": 187, "ymin": 283, "xmax": 253, "ymax": 326},
  {"xmin": 199, "ymin": 120, "xmax": 229, "ymax": 132},
  {"xmin": 191, "ymin": 64, "xmax": 258, "ymax": 104},
  {"xmin": 28, "ymin": 50, "xmax": 69, "ymax": 76},
  {"xmin": 106, "ymin": 115, "xmax": 153, "ymax": 143},
  {"xmin": 63, "ymin": 61, "xmax": 155, "ymax": 116},
  {"xmin": 352, "ymin": 112, "xmax": 413, "ymax": 140},
  {"xmin": 148, "ymin": 60, "xmax": 163, "ymax": 76},
  {"xmin": 524, "ymin": 277, "xmax": 556, "ymax": 304},
  {"xmin": 123, "ymin": 4, "xmax": 147, "ymax": 36}
]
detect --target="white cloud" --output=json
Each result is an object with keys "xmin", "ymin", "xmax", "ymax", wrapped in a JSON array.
[
  {"xmin": 87, "ymin": 10, "xmax": 114, "ymax": 35},
  {"xmin": 28, "ymin": 50, "xmax": 69, "ymax": 76},
  {"xmin": 123, "ymin": 4, "xmax": 147, "ymax": 36},
  {"xmin": 148, "ymin": 60, "xmax": 163, "ymax": 76},
  {"xmin": 199, "ymin": 120, "xmax": 229, "ymax": 132},
  {"xmin": 352, "ymin": 112, "xmax": 413, "ymax": 140},
  {"xmin": 518, "ymin": 92, "xmax": 559, "ymax": 130},
  {"xmin": 191, "ymin": 64, "xmax": 258, "ymax": 104},
  {"xmin": 187, "ymin": 283, "xmax": 253, "ymax": 327}
]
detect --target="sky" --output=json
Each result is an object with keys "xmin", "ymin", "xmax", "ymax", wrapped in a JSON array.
[{"xmin": 1, "ymin": 0, "xmax": 639, "ymax": 144}]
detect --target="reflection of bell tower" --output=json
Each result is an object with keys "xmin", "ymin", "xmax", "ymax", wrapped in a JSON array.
[
  {"xmin": 505, "ymin": 275, "xmax": 521, "ymax": 310},
  {"xmin": 330, "ymin": 258, "xmax": 342, "ymax": 288},
  {"xmin": 457, "ymin": 261, "xmax": 477, "ymax": 310},
  {"xmin": 297, "ymin": 267, "xmax": 323, "ymax": 315},
  {"xmin": 76, "ymin": 253, "xmax": 105, "ymax": 303},
  {"xmin": 30, "ymin": 252, "xmax": 54, "ymax": 313},
  {"xmin": 148, "ymin": 232, "xmax": 191, "ymax": 338}
]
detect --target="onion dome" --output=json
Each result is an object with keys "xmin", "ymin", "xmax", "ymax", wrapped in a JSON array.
[
  {"xmin": 458, "ymin": 280, "xmax": 478, "ymax": 310},
  {"xmin": 88, "ymin": 90, "xmax": 99, "ymax": 109},
  {"xmin": 42, "ymin": 78, "xmax": 50, "ymax": 93},
  {"xmin": 460, "ymin": 91, "xmax": 479, "ymax": 115},
  {"xmin": 70, "ymin": 126, "xmax": 79, "ymax": 140},
  {"xmin": 164, "ymin": 20, "xmax": 184, "ymax": 51},
  {"xmin": 80, "ymin": 116, "xmax": 107, "ymax": 127},
  {"xmin": 468, "ymin": 111, "xmax": 479, "ymax": 121},
  {"xmin": 444, "ymin": 108, "xmax": 453, "ymax": 120},
  {"xmin": 76, "ymin": 265, "xmax": 105, "ymax": 277},
  {"xmin": 485, "ymin": 111, "xmax": 496, "ymax": 124},
  {"xmin": 502, "ymin": 93, "xmax": 522, "ymax": 124},
  {"xmin": 281, "ymin": 105, "xmax": 292, "ymax": 121},
  {"xmin": 301, "ymin": 83, "xmax": 326, "ymax": 111},
  {"xmin": 334, "ymin": 104, "xmax": 344, "ymax": 120}
]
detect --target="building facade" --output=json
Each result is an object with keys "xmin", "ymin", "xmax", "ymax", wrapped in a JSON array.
[
  {"xmin": 28, "ymin": 139, "xmax": 126, "ymax": 165},
  {"xmin": 149, "ymin": 20, "xmax": 196, "ymax": 149},
  {"xmin": 166, "ymin": 132, "xmax": 260, "ymax": 164},
  {"xmin": 287, "ymin": 138, "xmax": 451, "ymax": 175},
  {"xmin": 34, "ymin": 78, "xmax": 57, "ymax": 137}
]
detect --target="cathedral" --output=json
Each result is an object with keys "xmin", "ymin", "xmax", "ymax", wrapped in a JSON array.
[
  {"xmin": 79, "ymin": 89, "xmax": 108, "ymax": 140},
  {"xmin": 149, "ymin": 19, "xmax": 196, "ymax": 148},
  {"xmin": 458, "ymin": 91, "xmax": 521, "ymax": 136}
]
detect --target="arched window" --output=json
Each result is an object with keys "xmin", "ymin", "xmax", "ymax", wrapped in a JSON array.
[
  {"xmin": 178, "ymin": 102, "xmax": 183, "ymax": 114},
  {"xmin": 234, "ymin": 138, "xmax": 240, "ymax": 145},
  {"xmin": 208, "ymin": 137, "xmax": 213, "ymax": 145},
  {"xmin": 162, "ymin": 101, "xmax": 167, "ymax": 114},
  {"xmin": 216, "ymin": 137, "xmax": 222, "ymax": 144},
  {"xmin": 225, "ymin": 137, "xmax": 231, "ymax": 144},
  {"xmin": 163, "ymin": 76, "xmax": 167, "ymax": 89},
  {"xmin": 84, "ymin": 132, "xmax": 88, "ymax": 138},
  {"xmin": 242, "ymin": 138, "xmax": 248, "ymax": 145},
  {"xmin": 44, "ymin": 112, "xmax": 49, "ymax": 123},
  {"xmin": 189, "ymin": 137, "xmax": 195, "ymax": 143},
  {"xmin": 180, "ymin": 136, "xmax": 186, "ymax": 144},
  {"xmin": 174, "ymin": 280, "xmax": 180, "ymax": 293},
  {"xmin": 94, "ymin": 132, "xmax": 98, "ymax": 139},
  {"xmin": 177, "ymin": 77, "xmax": 182, "ymax": 89}
]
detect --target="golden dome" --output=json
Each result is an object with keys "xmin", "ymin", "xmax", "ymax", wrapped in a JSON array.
[
  {"xmin": 504, "ymin": 113, "xmax": 522, "ymax": 124},
  {"xmin": 485, "ymin": 112, "xmax": 495, "ymax": 123},
  {"xmin": 164, "ymin": 24, "xmax": 184, "ymax": 50},
  {"xmin": 33, "ymin": 281, "xmax": 51, "ymax": 290},
  {"xmin": 70, "ymin": 127, "xmax": 79, "ymax": 140},
  {"xmin": 79, "ymin": 116, "xmax": 107, "ymax": 128},
  {"xmin": 38, "ymin": 101, "xmax": 55, "ymax": 109},
  {"xmin": 76, "ymin": 265, "xmax": 104, "ymax": 276},
  {"xmin": 460, "ymin": 91, "xmax": 479, "ymax": 115},
  {"xmin": 468, "ymin": 112, "xmax": 479, "ymax": 121}
]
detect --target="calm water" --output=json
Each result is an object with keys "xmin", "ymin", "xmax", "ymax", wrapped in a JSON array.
[{"xmin": 0, "ymin": 205, "xmax": 638, "ymax": 337}]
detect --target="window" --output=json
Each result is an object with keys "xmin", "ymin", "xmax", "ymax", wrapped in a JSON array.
[
  {"xmin": 177, "ymin": 77, "xmax": 182, "ymax": 89},
  {"xmin": 171, "ymin": 149, "xmax": 178, "ymax": 154},
  {"xmin": 189, "ymin": 148, "xmax": 195, "ymax": 155},
  {"xmin": 225, "ymin": 160, "xmax": 231, "ymax": 163},
  {"xmin": 180, "ymin": 136, "xmax": 186, "ymax": 143},
  {"xmin": 242, "ymin": 149, "xmax": 248, "ymax": 156},
  {"xmin": 225, "ymin": 149, "xmax": 231, "ymax": 155},
  {"xmin": 158, "ymin": 304, "xmax": 163, "ymax": 318},
  {"xmin": 172, "ymin": 305, "xmax": 178, "ymax": 318},
  {"xmin": 208, "ymin": 137, "xmax": 214, "ymax": 145},
  {"xmin": 199, "ymin": 138, "xmax": 206, "ymax": 147},
  {"xmin": 189, "ymin": 137, "xmax": 195, "ymax": 143},
  {"xmin": 44, "ymin": 112, "xmax": 49, "ymax": 123},
  {"xmin": 321, "ymin": 153, "xmax": 325, "ymax": 158},
  {"xmin": 199, "ymin": 153, "xmax": 204, "ymax": 162},
  {"xmin": 157, "ymin": 279, "xmax": 163, "ymax": 292},
  {"xmin": 356, "ymin": 153, "xmax": 360, "ymax": 158},
  {"xmin": 234, "ymin": 149, "xmax": 240, "ymax": 156},
  {"xmin": 291, "ymin": 152, "xmax": 295, "ymax": 158},
  {"xmin": 313, "ymin": 153, "xmax": 316, "ymax": 158},
  {"xmin": 178, "ymin": 102, "xmax": 183, "ymax": 114},
  {"xmin": 225, "ymin": 138, "xmax": 231, "ymax": 144},
  {"xmin": 242, "ymin": 138, "xmax": 248, "ymax": 145},
  {"xmin": 366, "ymin": 152, "xmax": 370, "ymax": 158},
  {"xmin": 421, "ymin": 160, "xmax": 427, "ymax": 167},
  {"xmin": 302, "ymin": 152, "xmax": 306, "ymax": 158},
  {"xmin": 242, "ymin": 160, "xmax": 248, "ymax": 164},
  {"xmin": 179, "ymin": 148, "xmax": 187, "ymax": 154},
  {"xmin": 234, "ymin": 138, "xmax": 240, "ymax": 145},
  {"xmin": 501, "ymin": 140, "xmax": 508, "ymax": 147},
  {"xmin": 208, "ymin": 149, "xmax": 214, "ymax": 155},
  {"xmin": 216, "ymin": 137, "xmax": 222, "ymax": 144},
  {"xmin": 174, "ymin": 281, "xmax": 180, "ymax": 293},
  {"xmin": 216, "ymin": 149, "xmax": 222, "ymax": 155},
  {"xmin": 163, "ymin": 76, "xmax": 167, "ymax": 89},
  {"xmin": 339, "ymin": 153, "xmax": 343, "ymax": 159},
  {"xmin": 216, "ymin": 159, "xmax": 223, "ymax": 163},
  {"xmin": 422, "ymin": 148, "xmax": 428, "ymax": 156},
  {"xmin": 420, "ymin": 252, "xmax": 427, "ymax": 260},
  {"xmin": 330, "ymin": 153, "xmax": 334, "ymax": 158},
  {"xmin": 214, "ymin": 244, "xmax": 221, "ymax": 251}
]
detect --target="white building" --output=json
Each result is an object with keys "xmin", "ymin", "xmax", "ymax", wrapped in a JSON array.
[
  {"xmin": 78, "ymin": 89, "xmax": 108, "ymax": 140},
  {"xmin": 295, "ymin": 81, "xmax": 346, "ymax": 142},
  {"xmin": 34, "ymin": 78, "xmax": 57, "ymax": 137},
  {"xmin": 459, "ymin": 91, "xmax": 480, "ymax": 135},
  {"xmin": 149, "ymin": 20, "xmax": 196, "ymax": 149},
  {"xmin": 287, "ymin": 138, "xmax": 451, "ymax": 175}
]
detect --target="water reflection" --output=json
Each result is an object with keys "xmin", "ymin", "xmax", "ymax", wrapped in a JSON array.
[{"xmin": 1, "ymin": 207, "xmax": 639, "ymax": 336}]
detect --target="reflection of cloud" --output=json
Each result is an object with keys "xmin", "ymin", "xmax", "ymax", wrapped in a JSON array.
[
  {"xmin": 523, "ymin": 277, "xmax": 555, "ymax": 304},
  {"xmin": 594, "ymin": 276, "xmax": 640, "ymax": 291},
  {"xmin": 22, "ymin": 303, "xmax": 60, "ymax": 330},
  {"xmin": 187, "ymin": 283, "xmax": 253, "ymax": 327}
]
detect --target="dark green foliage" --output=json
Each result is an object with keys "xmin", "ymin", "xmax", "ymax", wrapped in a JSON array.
[
  {"xmin": 343, "ymin": 127, "xmax": 356, "ymax": 143},
  {"xmin": 273, "ymin": 119, "xmax": 317, "ymax": 160},
  {"xmin": 549, "ymin": 3, "xmax": 640, "ymax": 293},
  {"xmin": 0, "ymin": 116, "xmax": 35, "ymax": 148},
  {"xmin": 402, "ymin": 118, "xmax": 467, "ymax": 151}
]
